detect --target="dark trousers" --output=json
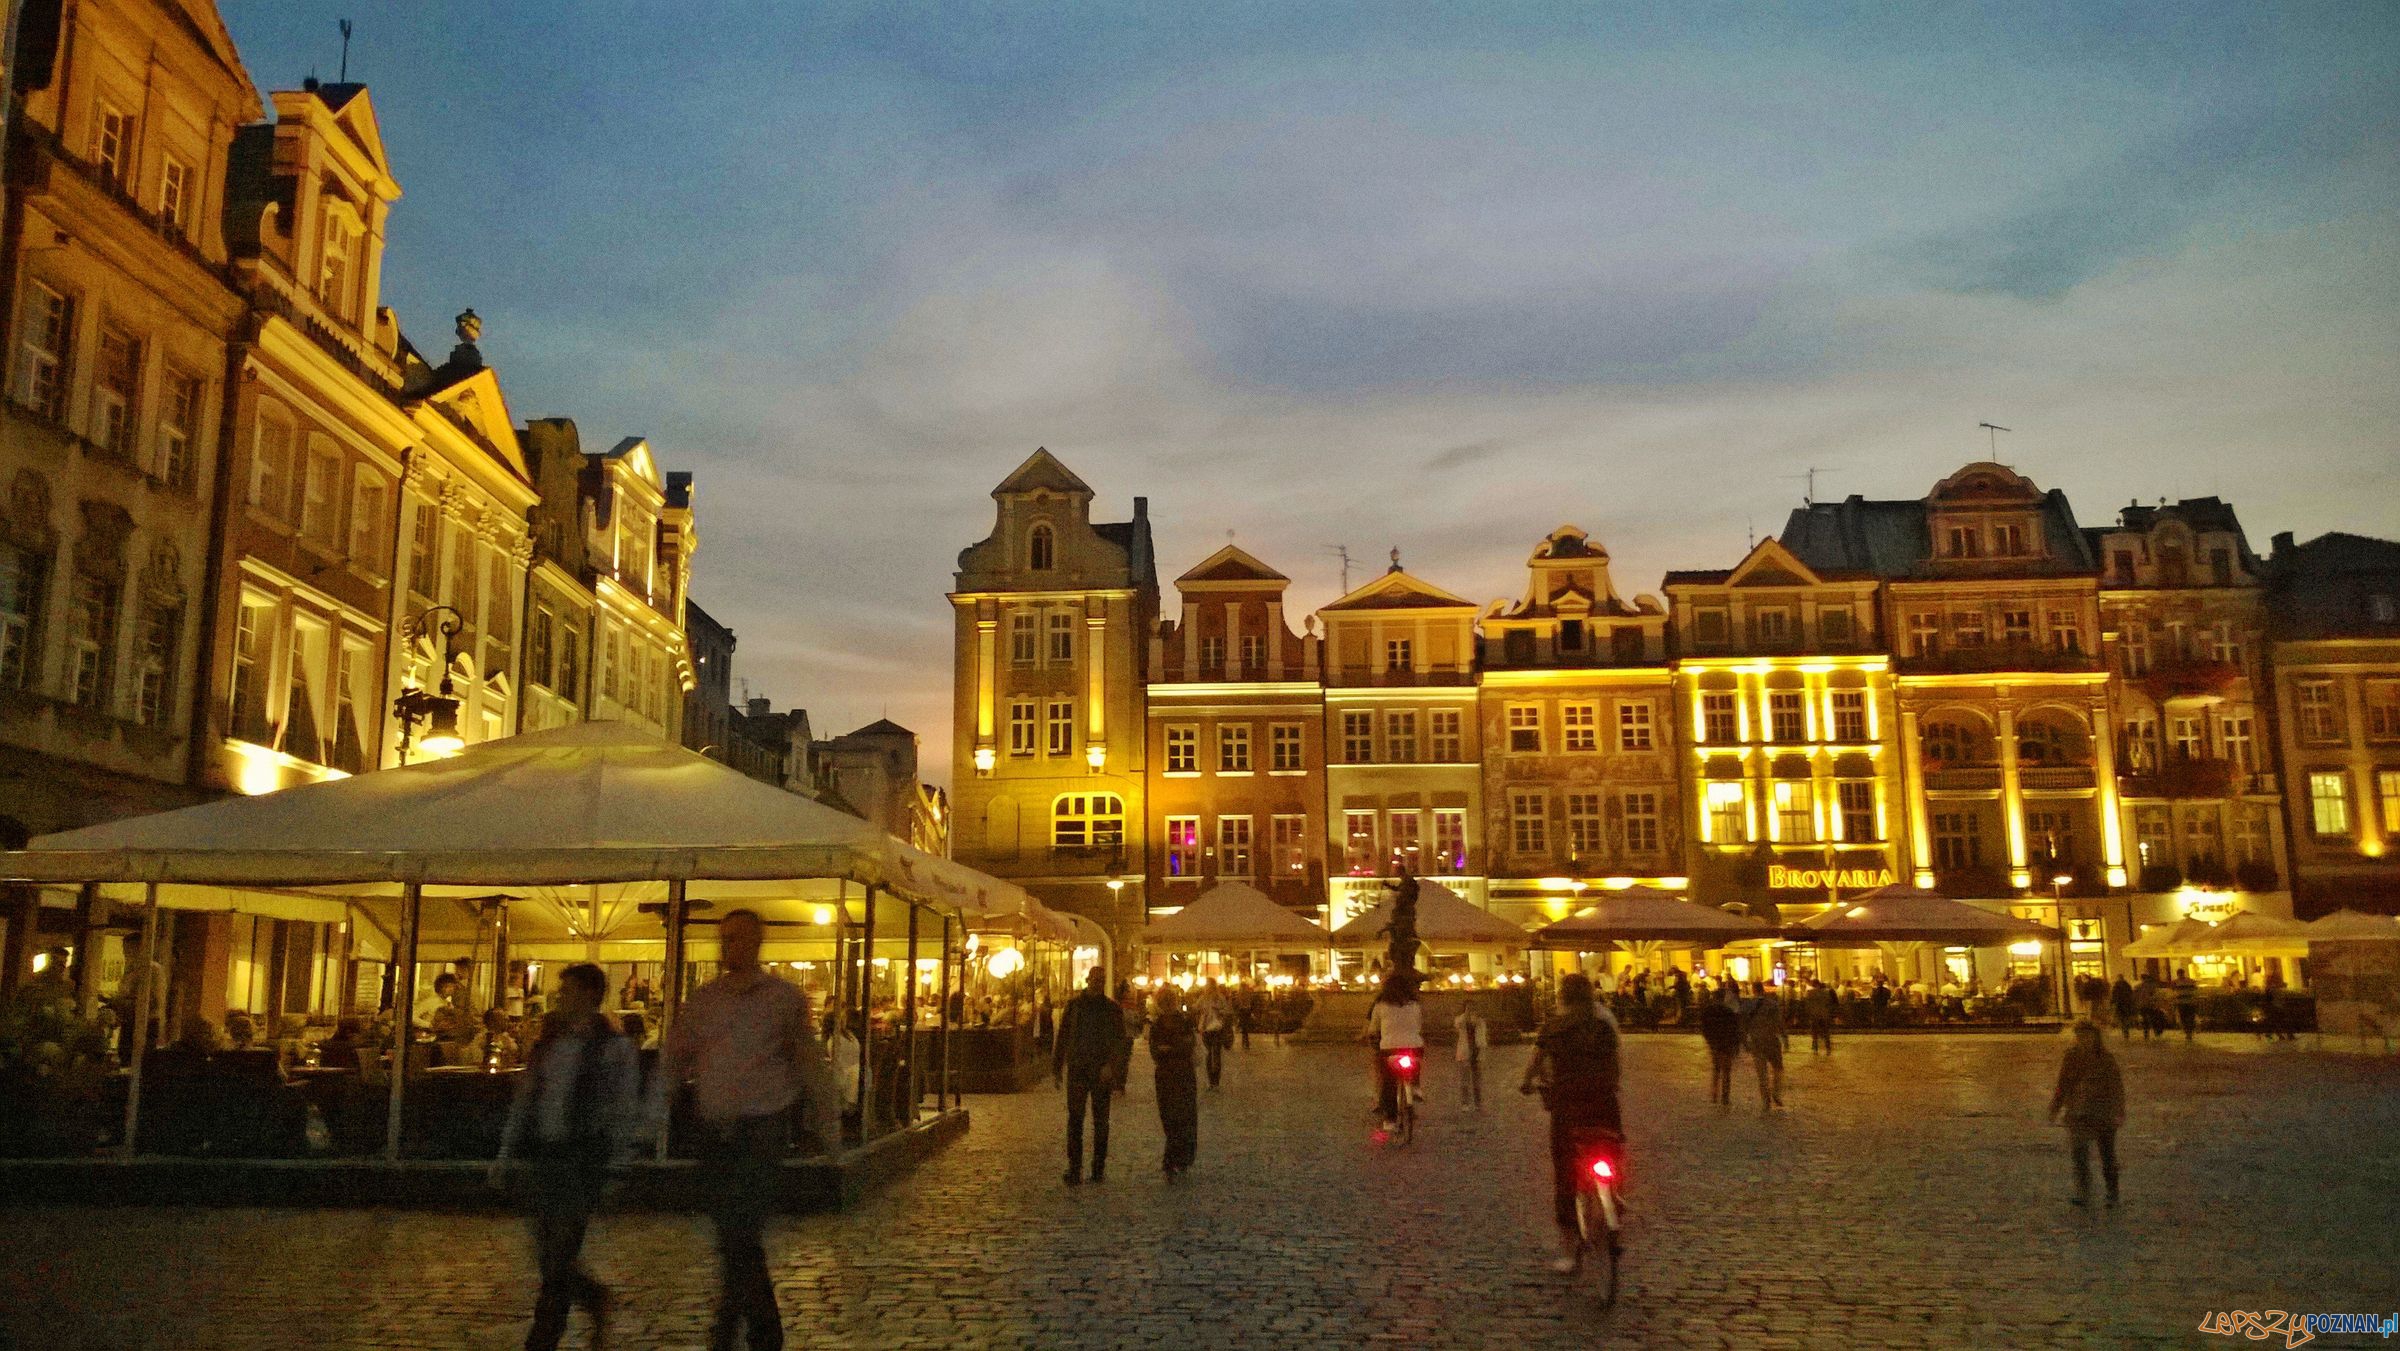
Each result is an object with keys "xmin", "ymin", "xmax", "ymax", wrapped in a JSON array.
[
  {"xmin": 1808, "ymin": 1018, "xmax": 1833, "ymax": 1053},
  {"xmin": 1548, "ymin": 1109, "xmax": 1622, "ymax": 1233},
  {"xmin": 704, "ymin": 1112, "xmax": 788, "ymax": 1351},
  {"xmin": 1204, "ymin": 1035, "xmax": 1226, "ymax": 1087},
  {"xmin": 525, "ymin": 1148, "xmax": 608, "ymax": 1351},
  {"xmin": 1065, "ymin": 1070, "xmax": 1111, "ymax": 1177},
  {"xmin": 2069, "ymin": 1124, "xmax": 2119, "ymax": 1200},
  {"xmin": 1156, "ymin": 1064, "xmax": 1198, "ymax": 1172},
  {"xmin": 2177, "ymin": 1005, "xmax": 2198, "ymax": 1040},
  {"xmin": 1707, "ymin": 1048, "xmax": 1737, "ymax": 1103}
]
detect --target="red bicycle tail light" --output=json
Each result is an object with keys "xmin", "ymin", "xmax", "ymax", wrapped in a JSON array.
[
  {"xmin": 1395, "ymin": 1054, "xmax": 1414, "ymax": 1071},
  {"xmin": 1590, "ymin": 1158, "xmax": 1615, "ymax": 1180}
]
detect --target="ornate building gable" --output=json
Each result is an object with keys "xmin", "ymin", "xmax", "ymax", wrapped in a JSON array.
[{"xmin": 954, "ymin": 447, "xmax": 1150, "ymax": 599}]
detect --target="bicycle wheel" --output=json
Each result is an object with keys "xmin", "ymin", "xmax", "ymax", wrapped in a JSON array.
[
  {"xmin": 1394, "ymin": 1079, "xmax": 1417, "ymax": 1147},
  {"xmin": 1596, "ymin": 1186, "xmax": 1622, "ymax": 1304}
]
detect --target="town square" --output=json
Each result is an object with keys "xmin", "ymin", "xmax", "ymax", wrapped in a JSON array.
[{"xmin": 1, "ymin": 2, "xmax": 2397, "ymax": 1349}]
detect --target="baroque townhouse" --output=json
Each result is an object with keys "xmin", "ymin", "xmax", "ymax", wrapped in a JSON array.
[
  {"xmin": 949, "ymin": 450, "xmax": 1155, "ymax": 950},
  {"xmin": 1145, "ymin": 546, "xmax": 1325, "ymax": 917},
  {"xmin": 0, "ymin": 0, "xmax": 256, "ymax": 834},
  {"xmin": 2263, "ymin": 532, "xmax": 2400, "ymax": 915},
  {"xmin": 1315, "ymin": 557, "xmax": 1483, "ymax": 926},
  {"xmin": 1663, "ymin": 536, "xmax": 1905, "ymax": 924},
  {"xmin": 1478, "ymin": 527, "xmax": 1678, "ymax": 934},
  {"xmin": 2087, "ymin": 500, "xmax": 2284, "ymax": 896}
]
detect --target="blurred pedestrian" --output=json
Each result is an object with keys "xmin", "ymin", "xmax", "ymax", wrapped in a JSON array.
[
  {"xmin": 2109, "ymin": 976, "xmax": 2136, "ymax": 1042},
  {"xmin": 1150, "ymin": 991, "xmax": 1201, "ymax": 1178},
  {"xmin": 496, "ymin": 962, "xmax": 638, "ymax": 1351},
  {"xmin": 2171, "ymin": 969, "xmax": 2200, "ymax": 1042},
  {"xmin": 2047, "ymin": 1021, "xmax": 2125, "ymax": 1207},
  {"xmin": 1053, "ymin": 967, "xmax": 1126, "ymax": 1186},
  {"xmin": 1454, "ymin": 1002, "xmax": 1489, "ymax": 1109},
  {"xmin": 1197, "ymin": 980, "xmax": 1233, "ymax": 1090},
  {"xmin": 1698, "ymin": 982, "xmax": 1742, "ymax": 1106},
  {"xmin": 1744, "ymin": 982, "xmax": 1786, "ymax": 1111},
  {"xmin": 1803, "ymin": 979, "xmax": 1836, "ymax": 1054},
  {"xmin": 653, "ymin": 909, "xmax": 841, "ymax": 1351}
]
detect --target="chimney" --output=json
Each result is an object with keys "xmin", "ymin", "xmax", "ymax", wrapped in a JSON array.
[
  {"xmin": 2271, "ymin": 531, "xmax": 2294, "ymax": 557},
  {"xmin": 747, "ymin": 697, "xmax": 771, "ymax": 718},
  {"xmin": 1133, "ymin": 496, "xmax": 1148, "ymax": 521}
]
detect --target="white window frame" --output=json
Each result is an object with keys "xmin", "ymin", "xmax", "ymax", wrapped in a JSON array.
[
  {"xmin": 1616, "ymin": 700, "xmax": 1654, "ymax": 751},
  {"xmin": 1269, "ymin": 722, "xmax": 1303, "ymax": 772},
  {"xmin": 1565, "ymin": 792, "xmax": 1604, "ymax": 857},
  {"xmin": 1509, "ymin": 791, "xmax": 1548, "ymax": 855},
  {"xmin": 1623, "ymin": 791, "xmax": 1660, "ymax": 854},
  {"xmin": 1430, "ymin": 708, "xmax": 1463, "ymax": 761},
  {"xmin": 1384, "ymin": 708, "xmax": 1418, "ymax": 762},
  {"xmin": 1007, "ymin": 698, "xmax": 1036, "ymax": 757},
  {"xmin": 1164, "ymin": 815, "xmax": 1200, "ymax": 879},
  {"xmin": 1045, "ymin": 698, "xmax": 1074, "ymax": 757},
  {"xmin": 1216, "ymin": 815, "xmax": 1254, "ymax": 878},
  {"xmin": 1165, "ymin": 724, "xmax": 1197, "ymax": 774},
  {"xmin": 2308, "ymin": 772, "xmax": 2350, "ymax": 838},
  {"xmin": 1217, "ymin": 722, "xmax": 1252, "ymax": 773},
  {"xmin": 1506, "ymin": 703, "xmax": 1542, "ymax": 753},
  {"xmin": 1562, "ymin": 702, "xmax": 1598, "ymax": 753}
]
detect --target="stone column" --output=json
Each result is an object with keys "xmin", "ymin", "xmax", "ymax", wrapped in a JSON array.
[
  {"xmin": 1900, "ymin": 704, "xmax": 1934, "ymax": 886},
  {"xmin": 2000, "ymin": 701, "xmax": 2029, "ymax": 887}
]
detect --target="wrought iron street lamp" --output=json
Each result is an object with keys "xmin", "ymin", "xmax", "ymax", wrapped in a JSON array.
[{"xmin": 394, "ymin": 605, "xmax": 466, "ymax": 764}]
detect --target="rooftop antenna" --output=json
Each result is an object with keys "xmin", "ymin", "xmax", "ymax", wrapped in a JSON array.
[
  {"xmin": 337, "ymin": 19, "xmax": 353, "ymax": 82},
  {"xmin": 1978, "ymin": 421, "xmax": 2011, "ymax": 459},
  {"xmin": 1328, "ymin": 544, "xmax": 1353, "ymax": 594},
  {"xmin": 1747, "ymin": 516, "xmax": 1756, "ymax": 550},
  {"xmin": 1793, "ymin": 465, "xmax": 1839, "ymax": 506}
]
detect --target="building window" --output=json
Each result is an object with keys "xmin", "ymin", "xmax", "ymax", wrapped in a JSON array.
[
  {"xmin": 0, "ymin": 545, "xmax": 45, "ymax": 689},
  {"xmin": 1430, "ymin": 708, "xmax": 1463, "ymax": 761},
  {"xmin": 596, "ymin": 625, "xmax": 620, "ymax": 704},
  {"xmin": 1052, "ymin": 794, "xmax": 1123, "ymax": 850},
  {"xmin": 556, "ymin": 624, "xmax": 581, "ymax": 702},
  {"xmin": 1754, "ymin": 608, "xmax": 1792, "ymax": 646},
  {"xmin": 1342, "ymin": 710, "xmax": 1374, "ymax": 763},
  {"xmin": 1165, "ymin": 725, "xmax": 1197, "ymax": 774},
  {"xmin": 2027, "ymin": 811, "xmax": 2077, "ymax": 869},
  {"xmin": 1045, "ymin": 699, "xmax": 1074, "ymax": 757},
  {"xmin": 1617, "ymin": 701, "xmax": 1654, "ymax": 751},
  {"xmin": 94, "ymin": 106, "xmax": 135, "ymax": 187},
  {"xmin": 1953, "ymin": 612, "xmax": 1986, "ymax": 648},
  {"xmin": 1007, "ymin": 699, "xmax": 1036, "ymax": 756},
  {"xmin": 1830, "ymin": 690, "xmax": 1867, "ymax": 742},
  {"xmin": 407, "ymin": 498, "xmax": 436, "ymax": 597},
  {"xmin": 299, "ymin": 443, "xmax": 341, "ymax": 547},
  {"xmin": 1345, "ymin": 810, "xmax": 1378, "ymax": 874},
  {"xmin": 2181, "ymin": 812, "xmax": 2221, "ymax": 870},
  {"xmin": 1385, "ymin": 638, "xmax": 1412, "ymax": 672},
  {"xmin": 1774, "ymin": 781, "xmax": 1815, "ymax": 842},
  {"xmin": 157, "ymin": 371, "xmax": 200, "ymax": 487},
  {"xmin": 1506, "ymin": 704, "xmax": 1542, "ymax": 753},
  {"xmin": 1433, "ymin": 809, "xmax": 1467, "ymax": 872},
  {"xmin": 92, "ymin": 327, "xmax": 139, "ymax": 456},
  {"xmin": 132, "ymin": 605, "xmax": 176, "ymax": 726},
  {"xmin": 2379, "ymin": 770, "xmax": 2400, "ymax": 837},
  {"xmin": 1164, "ymin": 816, "xmax": 1200, "ymax": 878},
  {"xmin": 1993, "ymin": 523, "xmax": 2026, "ymax": 557},
  {"xmin": 1048, "ymin": 612, "xmax": 1074, "ymax": 664},
  {"xmin": 1270, "ymin": 722, "xmax": 1303, "ymax": 771},
  {"xmin": 1558, "ymin": 619, "xmax": 1584, "ymax": 652},
  {"xmin": 1944, "ymin": 525, "xmax": 1981, "ymax": 559},
  {"xmin": 2233, "ymin": 809, "xmax": 2272, "ymax": 867},
  {"xmin": 1238, "ymin": 634, "xmax": 1266, "ymax": 673},
  {"xmin": 1932, "ymin": 812, "xmax": 1983, "ymax": 870},
  {"xmin": 2000, "ymin": 609, "xmax": 2033, "ymax": 646},
  {"xmin": 1027, "ymin": 524, "xmax": 1054, "ymax": 571},
  {"xmin": 2296, "ymin": 682, "xmax": 2342, "ymax": 743},
  {"xmin": 2308, "ymin": 772, "xmax": 2351, "ymax": 838},
  {"xmin": 2048, "ymin": 609, "xmax": 2082, "ymax": 654},
  {"xmin": 1510, "ymin": 791, "xmax": 1548, "ymax": 855},
  {"xmin": 1819, "ymin": 608, "xmax": 1853, "ymax": 647},
  {"xmin": 282, "ymin": 622, "xmax": 327, "ymax": 763},
  {"xmin": 1706, "ymin": 781, "xmax": 1747, "ymax": 843},
  {"xmin": 2120, "ymin": 623, "xmax": 2151, "ymax": 677},
  {"xmin": 159, "ymin": 158, "xmax": 192, "ymax": 232},
  {"xmin": 2210, "ymin": 623, "xmax": 2245, "ymax": 667},
  {"xmin": 1907, "ymin": 613, "xmax": 1940, "ymax": 659},
  {"xmin": 2364, "ymin": 681, "xmax": 2400, "ymax": 742},
  {"xmin": 1562, "ymin": 702, "xmax": 1598, "ymax": 752},
  {"xmin": 250, "ymin": 412, "xmax": 295, "ymax": 518},
  {"xmin": 350, "ymin": 472, "xmax": 390, "ymax": 572},
  {"xmin": 1623, "ymin": 792, "xmax": 1660, "ymax": 855},
  {"xmin": 2219, "ymin": 715, "xmax": 2255, "ymax": 774},
  {"xmin": 1009, "ymin": 612, "xmax": 1036, "ymax": 665},
  {"xmin": 1272, "ymin": 814, "xmax": 1308, "ymax": 878},
  {"xmin": 1769, "ymin": 691, "xmax": 1806, "ymax": 743},
  {"xmin": 1217, "ymin": 816, "xmax": 1253, "ymax": 878},
  {"xmin": 1702, "ymin": 691, "xmax": 1738, "ymax": 744},
  {"xmin": 2134, "ymin": 810, "xmax": 2170, "ymax": 866},
  {"xmin": 318, "ymin": 218, "xmax": 354, "ymax": 321},
  {"xmin": 2122, "ymin": 715, "xmax": 2159, "ymax": 773},
  {"xmin": 65, "ymin": 573, "xmax": 117, "ymax": 708},
  {"xmin": 14, "ymin": 283, "xmax": 74, "ymax": 419},
  {"xmin": 1217, "ymin": 723, "xmax": 1251, "ymax": 772},
  {"xmin": 330, "ymin": 642, "xmax": 369, "ymax": 773},
  {"xmin": 1387, "ymin": 811, "xmax": 1421, "ymax": 871},
  {"xmin": 2169, "ymin": 715, "xmax": 2204, "ymax": 762},
  {"xmin": 1384, "ymin": 709, "xmax": 1418, "ymax": 762},
  {"xmin": 1502, "ymin": 629, "xmax": 1535, "ymax": 665},
  {"xmin": 2111, "ymin": 549, "xmax": 2137, "ymax": 584},
  {"xmin": 527, "ymin": 607, "xmax": 555, "ymax": 691},
  {"xmin": 1565, "ymin": 793, "xmax": 1604, "ymax": 857},
  {"xmin": 1200, "ymin": 635, "xmax": 1225, "ymax": 671},
  {"xmin": 1692, "ymin": 609, "xmax": 1730, "ymax": 648},
  {"xmin": 1838, "ymin": 781, "xmax": 1875, "ymax": 841}
]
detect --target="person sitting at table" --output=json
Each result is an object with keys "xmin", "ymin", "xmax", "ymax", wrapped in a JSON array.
[
  {"xmin": 224, "ymin": 1010, "xmax": 259, "ymax": 1051},
  {"xmin": 317, "ymin": 1019, "xmax": 366, "ymax": 1069},
  {"xmin": 467, "ymin": 1008, "xmax": 521, "ymax": 1068}
]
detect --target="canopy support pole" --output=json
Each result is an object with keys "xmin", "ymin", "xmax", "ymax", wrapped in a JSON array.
[
  {"xmin": 938, "ymin": 914, "xmax": 954, "ymax": 1112},
  {"xmin": 119, "ymin": 882, "xmax": 160, "ymax": 1158},
  {"xmin": 903, "ymin": 901, "xmax": 920, "ymax": 1124},
  {"xmin": 855, "ymin": 885, "xmax": 876, "ymax": 1139},
  {"xmin": 656, "ymin": 878, "xmax": 687, "ymax": 1163},
  {"xmin": 385, "ymin": 881, "xmax": 423, "ymax": 1162}
]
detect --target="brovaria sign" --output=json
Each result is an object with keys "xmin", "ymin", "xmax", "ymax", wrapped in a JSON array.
[{"xmin": 1769, "ymin": 865, "xmax": 1897, "ymax": 892}]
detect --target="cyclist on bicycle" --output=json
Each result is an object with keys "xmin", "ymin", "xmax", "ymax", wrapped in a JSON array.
[
  {"xmin": 1519, "ymin": 972, "xmax": 1624, "ymax": 1272},
  {"xmin": 1362, "ymin": 970, "xmax": 1425, "ymax": 1133}
]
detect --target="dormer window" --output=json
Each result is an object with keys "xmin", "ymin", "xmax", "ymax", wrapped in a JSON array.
[
  {"xmin": 318, "ymin": 214, "xmax": 357, "ymax": 322},
  {"xmin": 1028, "ymin": 523, "xmax": 1054, "ymax": 571},
  {"xmin": 1944, "ymin": 525, "xmax": 1982, "ymax": 559},
  {"xmin": 1558, "ymin": 620, "xmax": 1584, "ymax": 652},
  {"xmin": 1993, "ymin": 523, "xmax": 2026, "ymax": 557}
]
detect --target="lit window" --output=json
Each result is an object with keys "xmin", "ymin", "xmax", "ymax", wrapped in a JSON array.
[
  {"xmin": 1052, "ymin": 794, "xmax": 1124, "ymax": 850},
  {"xmin": 1272, "ymin": 815, "xmax": 1309, "ymax": 877},
  {"xmin": 1386, "ymin": 811, "xmax": 1421, "ymax": 870},
  {"xmin": 1562, "ymin": 703, "xmax": 1598, "ymax": 752},
  {"xmin": 1775, "ymin": 781, "xmax": 1815, "ymax": 842},
  {"xmin": 2308, "ymin": 772, "xmax": 2351, "ymax": 838},
  {"xmin": 2379, "ymin": 770, "xmax": 2400, "ymax": 837},
  {"xmin": 1165, "ymin": 725, "xmax": 1197, "ymax": 774},
  {"xmin": 1433, "ymin": 809, "xmax": 1467, "ymax": 872},
  {"xmin": 1164, "ymin": 816, "xmax": 1199, "ymax": 878},
  {"xmin": 1706, "ymin": 781, "xmax": 1748, "ymax": 843},
  {"xmin": 1345, "ymin": 810, "xmax": 1378, "ymax": 874}
]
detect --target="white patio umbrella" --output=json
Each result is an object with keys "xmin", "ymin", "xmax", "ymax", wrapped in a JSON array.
[{"xmin": 1533, "ymin": 887, "xmax": 1771, "ymax": 950}]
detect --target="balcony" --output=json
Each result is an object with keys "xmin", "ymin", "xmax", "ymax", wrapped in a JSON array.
[
  {"xmin": 1922, "ymin": 765, "xmax": 2002, "ymax": 792},
  {"xmin": 1895, "ymin": 644, "xmax": 2102, "ymax": 677},
  {"xmin": 2019, "ymin": 765, "xmax": 2095, "ymax": 792},
  {"xmin": 2121, "ymin": 756, "xmax": 2239, "ymax": 801},
  {"xmin": 2139, "ymin": 658, "xmax": 2243, "ymax": 705},
  {"xmin": 1330, "ymin": 667, "xmax": 1475, "ymax": 689}
]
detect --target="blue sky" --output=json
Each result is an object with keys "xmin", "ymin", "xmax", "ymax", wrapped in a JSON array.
[{"xmin": 222, "ymin": 2, "xmax": 2400, "ymax": 778}]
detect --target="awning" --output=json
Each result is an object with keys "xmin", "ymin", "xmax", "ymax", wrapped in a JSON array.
[
  {"xmin": 1333, "ymin": 880, "xmax": 1526, "ymax": 947},
  {"xmin": 1532, "ymin": 887, "xmax": 1772, "ymax": 950},
  {"xmin": 1792, "ymin": 884, "xmax": 2056, "ymax": 947},
  {"xmin": 1143, "ymin": 882, "xmax": 1327, "ymax": 949},
  {"xmin": 2305, "ymin": 909, "xmax": 2400, "ymax": 942}
]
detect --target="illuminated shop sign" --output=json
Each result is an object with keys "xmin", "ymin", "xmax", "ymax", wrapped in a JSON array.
[{"xmin": 1768, "ymin": 865, "xmax": 1896, "ymax": 892}]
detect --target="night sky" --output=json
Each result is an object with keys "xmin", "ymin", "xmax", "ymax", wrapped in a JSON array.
[{"xmin": 219, "ymin": 2, "xmax": 2400, "ymax": 780}]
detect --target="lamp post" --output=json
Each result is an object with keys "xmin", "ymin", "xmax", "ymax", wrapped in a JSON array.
[{"xmin": 393, "ymin": 606, "xmax": 466, "ymax": 764}]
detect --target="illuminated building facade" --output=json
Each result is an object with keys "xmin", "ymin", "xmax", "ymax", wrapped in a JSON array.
[
  {"xmin": 949, "ymin": 450, "xmax": 1156, "ymax": 950},
  {"xmin": 1144, "ymin": 546, "xmax": 1325, "ymax": 916},
  {"xmin": 1479, "ymin": 527, "xmax": 1678, "ymax": 932},
  {"xmin": 1315, "ymin": 557, "xmax": 1484, "ymax": 927},
  {"xmin": 1664, "ymin": 536, "xmax": 1903, "ymax": 923},
  {"xmin": 2263, "ymin": 531, "xmax": 2400, "ymax": 915}
]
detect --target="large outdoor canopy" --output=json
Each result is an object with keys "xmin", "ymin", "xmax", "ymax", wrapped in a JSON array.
[
  {"xmin": 1333, "ymin": 880, "xmax": 1526, "ymax": 947},
  {"xmin": 2304, "ymin": 909, "xmax": 2400, "ymax": 941},
  {"xmin": 1533, "ymin": 887, "xmax": 1772, "ymax": 950},
  {"xmin": 2121, "ymin": 917, "xmax": 2219, "ymax": 959},
  {"xmin": 2184, "ymin": 910, "xmax": 2311, "ymax": 957},
  {"xmin": 1791, "ymin": 884, "xmax": 2056, "ymax": 947},
  {"xmin": 1142, "ymin": 882, "xmax": 1327, "ymax": 949}
]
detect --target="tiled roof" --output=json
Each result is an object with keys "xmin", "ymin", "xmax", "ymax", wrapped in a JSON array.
[{"xmin": 992, "ymin": 447, "xmax": 1091, "ymax": 497}]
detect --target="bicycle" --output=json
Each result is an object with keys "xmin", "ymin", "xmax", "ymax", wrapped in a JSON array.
[
  {"xmin": 1375, "ymin": 1046, "xmax": 1422, "ymax": 1148},
  {"xmin": 1567, "ymin": 1126, "xmax": 1625, "ymax": 1302}
]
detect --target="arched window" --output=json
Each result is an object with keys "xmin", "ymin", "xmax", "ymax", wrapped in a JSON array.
[
  {"xmin": 1052, "ymin": 793, "xmax": 1123, "ymax": 850},
  {"xmin": 1028, "ymin": 524, "xmax": 1055, "ymax": 571},
  {"xmin": 1922, "ymin": 720, "xmax": 1967, "ymax": 766}
]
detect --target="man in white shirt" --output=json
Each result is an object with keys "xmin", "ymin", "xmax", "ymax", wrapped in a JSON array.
[{"xmin": 656, "ymin": 908, "xmax": 840, "ymax": 1351}]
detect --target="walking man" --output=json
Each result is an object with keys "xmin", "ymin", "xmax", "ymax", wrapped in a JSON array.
[
  {"xmin": 2047, "ymin": 1021, "xmax": 2125, "ymax": 1206},
  {"xmin": 1454, "ymin": 1001, "xmax": 1489, "ymax": 1109},
  {"xmin": 1803, "ymin": 978, "xmax": 1836, "ymax": 1054},
  {"xmin": 655, "ymin": 909, "xmax": 841, "ymax": 1351},
  {"xmin": 1698, "ymin": 980, "xmax": 1742, "ymax": 1106},
  {"xmin": 1150, "ymin": 990, "xmax": 1201, "ymax": 1178},
  {"xmin": 1053, "ymin": 966, "xmax": 1126, "ymax": 1185},
  {"xmin": 496, "ymin": 962, "xmax": 639, "ymax": 1351},
  {"xmin": 2171, "ymin": 968, "xmax": 2200, "ymax": 1042},
  {"xmin": 1744, "ymin": 982, "xmax": 1787, "ymax": 1111}
]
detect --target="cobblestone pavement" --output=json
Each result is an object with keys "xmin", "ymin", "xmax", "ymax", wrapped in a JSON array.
[{"xmin": 2, "ymin": 1031, "xmax": 2396, "ymax": 1350}]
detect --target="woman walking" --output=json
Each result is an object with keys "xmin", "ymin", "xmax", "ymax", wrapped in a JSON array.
[{"xmin": 1149, "ymin": 992, "xmax": 1201, "ymax": 1179}]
